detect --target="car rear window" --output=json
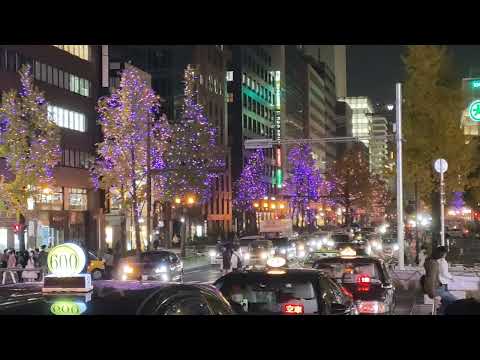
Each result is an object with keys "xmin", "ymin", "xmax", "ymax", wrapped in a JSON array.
[
  {"xmin": 140, "ymin": 252, "xmax": 170, "ymax": 263},
  {"xmin": 315, "ymin": 260, "xmax": 382, "ymax": 283},
  {"xmin": 219, "ymin": 275, "xmax": 319, "ymax": 314}
]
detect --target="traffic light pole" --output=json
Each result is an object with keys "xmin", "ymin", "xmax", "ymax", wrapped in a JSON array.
[{"xmin": 395, "ymin": 83, "xmax": 405, "ymax": 270}]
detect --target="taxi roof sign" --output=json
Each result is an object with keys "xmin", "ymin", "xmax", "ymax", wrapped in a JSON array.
[
  {"xmin": 266, "ymin": 256, "xmax": 286, "ymax": 268},
  {"xmin": 340, "ymin": 247, "xmax": 357, "ymax": 257}
]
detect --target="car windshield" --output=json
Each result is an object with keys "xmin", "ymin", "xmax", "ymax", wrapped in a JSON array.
[
  {"xmin": 332, "ymin": 234, "xmax": 351, "ymax": 243},
  {"xmin": 250, "ymin": 241, "xmax": 272, "ymax": 250},
  {"xmin": 270, "ymin": 238, "xmax": 290, "ymax": 248},
  {"xmin": 140, "ymin": 252, "xmax": 170, "ymax": 263},
  {"xmin": 220, "ymin": 275, "xmax": 318, "ymax": 314},
  {"xmin": 315, "ymin": 260, "xmax": 381, "ymax": 283}
]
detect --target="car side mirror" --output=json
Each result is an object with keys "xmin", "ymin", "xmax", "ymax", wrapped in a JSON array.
[{"xmin": 331, "ymin": 303, "xmax": 349, "ymax": 314}]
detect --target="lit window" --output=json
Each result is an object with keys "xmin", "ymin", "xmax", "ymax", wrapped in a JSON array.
[
  {"xmin": 68, "ymin": 188, "xmax": 87, "ymax": 211},
  {"xmin": 47, "ymin": 105, "xmax": 86, "ymax": 132},
  {"xmin": 53, "ymin": 45, "xmax": 90, "ymax": 61},
  {"xmin": 226, "ymin": 71, "xmax": 233, "ymax": 82}
]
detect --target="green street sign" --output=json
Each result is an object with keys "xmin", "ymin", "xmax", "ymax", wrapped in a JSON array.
[{"xmin": 468, "ymin": 100, "xmax": 480, "ymax": 122}]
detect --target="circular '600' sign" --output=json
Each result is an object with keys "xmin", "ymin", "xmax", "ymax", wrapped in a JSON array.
[{"xmin": 47, "ymin": 243, "xmax": 86, "ymax": 276}]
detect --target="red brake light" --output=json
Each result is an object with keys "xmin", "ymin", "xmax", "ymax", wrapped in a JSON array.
[{"xmin": 282, "ymin": 303, "xmax": 304, "ymax": 315}]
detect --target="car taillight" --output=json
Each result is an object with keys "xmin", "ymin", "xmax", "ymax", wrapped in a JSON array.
[
  {"xmin": 356, "ymin": 274, "xmax": 371, "ymax": 292},
  {"xmin": 356, "ymin": 301, "xmax": 385, "ymax": 314},
  {"xmin": 282, "ymin": 303, "xmax": 304, "ymax": 315}
]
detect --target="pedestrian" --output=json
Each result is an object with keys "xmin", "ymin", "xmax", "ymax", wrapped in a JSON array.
[
  {"xmin": 1, "ymin": 249, "xmax": 8, "ymax": 268},
  {"xmin": 418, "ymin": 246, "xmax": 428, "ymax": 268},
  {"xmin": 38, "ymin": 245, "xmax": 48, "ymax": 280},
  {"xmin": 113, "ymin": 240, "xmax": 122, "ymax": 266},
  {"xmin": 172, "ymin": 234, "xmax": 180, "ymax": 247},
  {"xmin": 423, "ymin": 246, "xmax": 457, "ymax": 314},
  {"xmin": 231, "ymin": 245, "xmax": 243, "ymax": 272},
  {"xmin": 152, "ymin": 239, "xmax": 160, "ymax": 250},
  {"xmin": 2, "ymin": 250, "xmax": 17, "ymax": 284},
  {"xmin": 222, "ymin": 243, "xmax": 232, "ymax": 275},
  {"xmin": 33, "ymin": 248, "xmax": 40, "ymax": 267},
  {"xmin": 102, "ymin": 248, "xmax": 114, "ymax": 279},
  {"xmin": 22, "ymin": 251, "xmax": 38, "ymax": 282}
]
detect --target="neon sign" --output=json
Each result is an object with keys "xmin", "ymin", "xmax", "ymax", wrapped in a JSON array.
[
  {"xmin": 47, "ymin": 243, "xmax": 86, "ymax": 277},
  {"xmin": 468, "ymin": 100, "xmax": 480, "ymax": 122}
]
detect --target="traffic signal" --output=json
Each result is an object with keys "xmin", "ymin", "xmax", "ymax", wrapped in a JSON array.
[{"xmin": 12, "ymin": 223, "xmax": 21, "ymax": 233}]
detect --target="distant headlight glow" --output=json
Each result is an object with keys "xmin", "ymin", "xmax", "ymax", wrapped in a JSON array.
[
  {"xmin": 123, "ymin": 265, "xmax": 133, "ymax": 274},
  {"xmin": 155, "ymin": 265, "xmax": 167, "ymax": 273}
]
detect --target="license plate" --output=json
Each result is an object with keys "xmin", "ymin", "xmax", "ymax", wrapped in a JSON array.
[{"xmin": 142, "ymin": 275, "xmax": 148, "ymax": 281}]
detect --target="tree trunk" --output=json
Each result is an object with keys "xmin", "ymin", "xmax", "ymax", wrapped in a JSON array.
[
  {"xmin": 17, "ymin": 212, "xmax": 26, "ymax": 251},
  {"xmin": 130, "ymin": 149, "xmax": 142, "ymax": 254},
  {"xmin": 180, "ymin": 207, "xmax": 186, "ymax": 257},
  {"xmin": 120, "ymin": 209, "xmax": 127, "ymax": 256},
  {"xmin": 146, "ymin": 119, "xmax": 152, "ymax": 251}
]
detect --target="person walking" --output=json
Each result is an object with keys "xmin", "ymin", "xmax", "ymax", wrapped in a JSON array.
[
  {"xmin": 38, "ymin": 245, "xmax": 48, "ymax": 280},
  {"xmin": 2, "ymin": 250, "xmax": 17, "ymax": 284},
  {"xmin": 1, "ymin": 249, "xmax": 8, "ymax": 268},
  {"xmin": 231, "ymin": 245, "xmax": 243, "ymax": 272},
  {"xmin": 222, "ymin": 243, "xmax": 232, "ymax": 275},
  {"xmin": 22, "ymin": 251, "xmax": 38, "ymax": 282},
  {"xmin": 102, "ymin": 248, "xmax": 114, "ymax": 279}
]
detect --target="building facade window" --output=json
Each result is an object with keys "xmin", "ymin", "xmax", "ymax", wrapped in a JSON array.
[
  {"xmin": 33, "ymin": 60, "xmax": 91, "ymax": 98},
  {"xmin": 53, "ymin": 45, "xmax": 90, "ymax": 61},
  {"xmin": 61, "ymin": 148, "xmax": 92, "ymax": 169},
  {"xmin": 48, "ymin": 105, "xmax": 86, "ymax": 132},
  {"xmin": 35, "ymin": 187, "xmax": 63, "ymax": 211},
  {"xmin": 67, "ymin": 188, "xmax": 88, "ymax": 211}
]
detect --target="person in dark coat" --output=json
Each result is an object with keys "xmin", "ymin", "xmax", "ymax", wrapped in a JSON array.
[{"xmin": 222, "ymin": 243, "xmax": 232, "ymax": 275}]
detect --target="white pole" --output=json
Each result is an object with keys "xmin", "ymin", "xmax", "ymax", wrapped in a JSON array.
[
  {"xmin": 396, "ymin": 83, "xmax": 405, "ymax": 269},
  {"xmin": 440, "ymin": 169, "xmax": 445, "ymax": 246}
]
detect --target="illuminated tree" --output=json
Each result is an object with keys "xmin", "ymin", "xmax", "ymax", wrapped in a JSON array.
[
  {"xmin": 0, "ymin": 64, "xmax": 61, "ymax": 250},
  {"xmin": 285, "ymin": 144, "xmax": 322, "ymax": 229},
  {"xmin": 161, "ymin": 65, "xmax": 225, "ymax": 202},
  {"xmin": 92, "ymin": 66, "xmax": 167, "ymax": 253},
  {"xmin": 367, "ymin": 174, "xmax": 392, "ymax": 224},
  {"xmin": 234, "ymin": 149, "xmax": 267, "ymax": 211},
  {"xmin": 325, "ymin": 144, "xmax": 371, "ymax": 226},
  {"xmin": 403, "ymin": 45, "xmax": 480, "ymax": 245}
]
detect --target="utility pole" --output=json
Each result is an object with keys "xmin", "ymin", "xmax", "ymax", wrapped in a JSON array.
[{"xmin": 396, "ymin": 83, "xmax": 405, "ymax": 270}]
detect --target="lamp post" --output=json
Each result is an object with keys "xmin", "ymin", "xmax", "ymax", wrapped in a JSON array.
[{"xmin": 173, "ymin": 195, "xmax": 196, "ymax": 257}]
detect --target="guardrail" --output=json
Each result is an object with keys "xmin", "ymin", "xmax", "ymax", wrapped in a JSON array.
[{"xmin": 0, "ymin": 267, "xmax": 44, "ymax": 285}]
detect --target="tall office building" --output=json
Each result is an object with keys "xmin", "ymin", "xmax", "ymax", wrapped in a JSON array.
[
  {"xmin": 227, "ymin": 45, "xmax": 282, "ymax": 230},
  {"xmin": 335, "ymin": 100, "xmax": 353, "ymax": 158},
  {"xmin": 302, "ymin": 45, "xmax": 347, "ymax": 98},
  {"xmin": 344, "ymin": 96, "xmax": 374, "ymax": 147},
  {"xmin": 370, "ymin": 115, "xmax": 388, "ymax": 177},
  {"xmin": 0, "ymin": 45, "xmax": 103, "ymax": 251},
  {"xmin": 109, "ymin": 45, "xmax": 232, "ymax": 240}
]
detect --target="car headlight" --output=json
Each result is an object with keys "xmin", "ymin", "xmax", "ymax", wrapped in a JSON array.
[
  {"xmin": 208, "ymin": 250, "xmax": 216, "ymax": 257},
  {"xmin": 155, "ymin": 265, "xmax": 167, "ymax": 273},
  {"xmin": 298, "ymin": 244, "xmax": 305, "ymax": 251},
  {"xmin": 327, "ymin": 240, "xmax": 334, "ymax": 247},
  {"xmin": 243, "ymin": 253, "xmax": 250, "ymax": 260},
  {"xmin": 393, "ymin": 244, "xmax": 399, "ymax": 251},
  {"xmin": 280, "ymin": 249, "xmax": 287, "ymax": 255},
  {"xmin": 161, "ymin": 274, "xmax": 169, "ymax": 282},
  {"xmin": 298, "ymin": 251, "xmax": 306, "ymax": 258},
  {"xmin": 123, "ymin": 265, "xmax": 133, "ymax": 274},
  {"xmin": 322, "ymin": 238, "xmax": 328, "ymax": 245},
  {"xmin": 261, "ymin": 252, "xmax": 268, "ymax": 260},
  {"xmin": 316, "ymin": 243, "xmax": 322, "ymax": 250}
]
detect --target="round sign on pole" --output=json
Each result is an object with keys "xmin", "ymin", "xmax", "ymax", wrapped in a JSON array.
[
  {"xmin": 468, "ymin": 100, "xmax": 480, "ymax": 122},
  {"xmin": 434, "ymin": 158, "xmax": 448, "ymax": 174}
]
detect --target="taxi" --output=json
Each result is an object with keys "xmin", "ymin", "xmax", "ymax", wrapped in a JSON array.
[
  {"xmin": 302, "ymin": 249, "xmax": 339, "ymax": 267},
  {"xmin": 0, "ymin": 243, "xmax": 233, "ymax": 315},
  {"xmin": 0, "ymin": 281, "xmax": 234, "ymax": 315},
  {"xmin": 86, "ymin": 250, "xmax": 106, "ymax": 280},
  {"xmin": 214, "ymin": 256, "xmax": 357, "ymax": 315},
  {"xmin": 312, "ymin": 248, "xmax": 396, "ymax": 315}
]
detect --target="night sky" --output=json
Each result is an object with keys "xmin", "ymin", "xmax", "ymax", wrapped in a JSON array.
[{"xmin": 347, "ymin": 45, "xmax": 480, "ymax": 106}]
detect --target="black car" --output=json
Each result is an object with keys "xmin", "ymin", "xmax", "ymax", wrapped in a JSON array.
[
  {"xmin": 312, "ymin": 256, "xmax": 396, "ymax": 315},
  {"xmin": 214, "ymin": 268, "xmax": 357, "ymax": 315},
  {"xmin": 116, "ymin": 250, "xmax": 184, "ymax": 282},
  {"xmin": 0, "ymin": 281, "xmax": 234, "ymax": 315}
]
